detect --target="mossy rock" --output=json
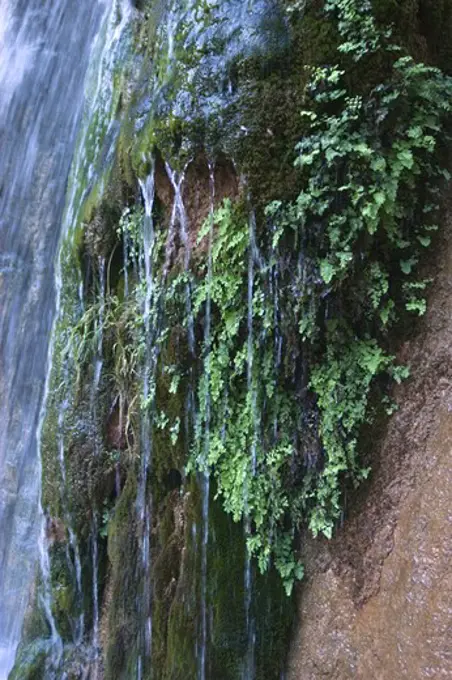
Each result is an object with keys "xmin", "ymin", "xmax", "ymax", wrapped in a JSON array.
[
  {"xmin": 104, "ymin": 471, "xmax": 141, "ymax": 679},
  {"xmin": 9, "ymin": 641, "xmax": 50, "ymax": 680}
]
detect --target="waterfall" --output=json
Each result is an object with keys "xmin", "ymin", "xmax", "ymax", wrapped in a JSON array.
[
  {"xmin": 57, "ymin": 390, "xmax": 85, "ymax": 645},
  {"xmin": 0, "ymin": 0, "xmax": 108, "ymax": 675},
  {"xmin": 137, "ymin": 164, "xmax": 157, "ymax": 672},
  {"xmin": 164, "ymin": 162, "xmax": 196, "ymax": 355},
  {"xmin": 91, "ymin": 512, "xmax": 100, "ymax": 679},
  {"xmin": 198, "ymin": 161, "xmax": 216, "ymax": 680},
  {"xmin": 0, "ymin": 0, "xmax": 296, "ymax": 675},
  {"xmin": 243, "ymin": 202, "xmax": 264, "ymax": 680}
]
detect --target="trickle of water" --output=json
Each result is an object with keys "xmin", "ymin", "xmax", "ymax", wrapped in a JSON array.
[
  {"xmin": 123, "ymin": 225, "xmax": 130, "ymax": 299},
  {"xmin": 115, "ymin": 463, "xmax": 122, "ymax": 500},
  {"xmin": 165, "ymin": 161, "xmax": 196, "ymax": 354},
  {"xmin": 199, "ymin": 161, "xmax": 216, "ymax": 680},
  {"xmin": 38, "ymin": 515, "xmax": 63, "ymax": 669},
  {"xmin": 248, "ymin": 208, "xmax": 259, "ymax": 477},
  {"xmin": 244, "ymin": 205, "xmax": 259, "ymax": 680},
  {"xmin": 165, "ymin": 162, "xmax": 192, "ymax": 269},
  {"xmin": 68, "ymin": 527, "xmax": 85, "ymax": 646},
  {"xmin": 138, "ymin": 162, "xmax": 156, "ymax": 332},
  {"xmin": 136, "ymin": 163, "xmax": 158, "ymax": 667},
  {"xmin": 91, "ymin": 257, "xmax": 106, "ymax": 415},
  {"xmin": 91, "ymin": 513, "xmax": 100, "ymax": 679},
  {"xmin": 57, "ymin": 391, "xmax": 85, "ymax": 645},
  {"xmin": 270, "ymin": 222, "xmax": 282, "ymax": 441}
]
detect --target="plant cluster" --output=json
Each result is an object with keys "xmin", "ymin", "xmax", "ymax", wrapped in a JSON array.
[
  {"xmin": 186, "ymin": 0, "xmax": 452, "ymax": 592},
  {"xmin": 50, "ymin": 0, "xmax": 452, "ymax": 600}
]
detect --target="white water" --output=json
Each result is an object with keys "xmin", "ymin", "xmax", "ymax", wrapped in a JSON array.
[
  {"xmin": 165, "ymin": 161, "xmax": 196, "ymax": 354},
  {"xmin": 198, "ymin": 161, "xmax": 216, "ymax": 680},
  {"xmin": 38, "ymin": 517, "xmax": 63, "ymax": 671},
  {"xmin": 57, "ymin": 391, "xmax": 85, "ymax": 645},
  {"xmin": 137, "ymin": 164, "xmax": 157, "ymax": 672},
  {"xmin": 0, "ymin": 0, "xmax": 109, "ymax": 674},
  {"xmin": 91, "ymin": 513, "xmax": 100, "ymax": 680},
  {"xmin": 244, "ymin": 205, "xmax": 260, "ymax": 680},
  {"xmin": 91, "ymin": 257, "xmax": 106, "ymax": 424},
  {"xmin": 0, "ymin": 0, "xmax": 135, "ymax": 673}
]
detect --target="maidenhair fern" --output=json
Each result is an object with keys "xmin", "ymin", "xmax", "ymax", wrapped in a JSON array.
[
  {"xmin": 67, "ymin": 0, "xmax": 452, "ymax": 596},
  {"xmin": 188, "ymin": 0, "xmax": 452, "ymax": 593}
]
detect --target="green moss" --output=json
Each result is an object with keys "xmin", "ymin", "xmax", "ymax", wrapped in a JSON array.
[
  {"xmin": 373, "ymin": 0, "xmax": 452, "ymax": 69},
  {"xmin": 157, "ymin": 480, "xmax": 200, "ymax": 680},
  {"xmin": 206, "ymin": 488, "xmax": 293, "ymax": 680},
  {"xmin": 152, "ymin": 327, "xmax": 190, "ymax": 502},
  {"xmin": 152, "ymin": 476, "xmax": 293, "ymax": 680},
  {"xmin": 9, "ymin": 643, "xmax": 49, "ymax": 680},
  {"xmin": 105, "ymin": 471, "xmax": 140, "ymax": 679},
  {"xmin": 22, "ymin": 0, "xmax": 452, "ymax": 677}
]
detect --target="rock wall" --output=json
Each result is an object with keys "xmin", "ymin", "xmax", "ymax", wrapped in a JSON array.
[
  {"xmin": 10, "ymin": 2, "xmax": 452, "ymax": 678},
  {"xmin": 287, "ymin": 204, "xmax": 452, "ymax": 678}
]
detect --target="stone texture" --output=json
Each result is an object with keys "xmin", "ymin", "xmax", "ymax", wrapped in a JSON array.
[{"xmin": 287, "ymin": 203, "xmax": 452, "ymax": 680}]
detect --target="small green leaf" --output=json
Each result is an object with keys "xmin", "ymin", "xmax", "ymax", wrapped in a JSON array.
[
  {"xmin": 417, "ymin": 235, "xmax": 431, "ymax": 247},
  {"xmin": 320, "ymin": 260, "xmax": 335, "ymax": 284},
  {"xmin": 397, "ymin": 149, "xmax": 414, "ymax": 169},
  {"xmin": 400, "ymin": 258, "xmax": 417, "ymax": 275}
]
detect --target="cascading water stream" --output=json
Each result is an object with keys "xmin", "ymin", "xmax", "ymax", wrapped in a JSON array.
[
  {"xmin": 57, "ymin": 388, "xmax": 85, "ymax": 646},
  {"xmin": 164, "ymin": 161, "xmax": 196, "ymax": 355},
  {"xmin": 244, "ymin": 204, "xmax": 260, "ymax": 680},
  {"xmin": 0, "ymin": 1, "xmax": 109, "ymax": 675},
  {"xmin": 86, "ymin": 258, "xmax": 107, "ymax": 678},
  {"xmin": 92, "ymin": 257, "xmax": 107, "ymax": 414},
  {"xmin": 90, "ymin": 512, "xmax": 100, "ymax": 679},
  {"xmin": 198, "ymin": 161, "xmax": 216, "ymax": 680},
  {"xmin": 137, "ymin": 163, "xmax": 157, "ymax": 673},
  {"xmin": 37, "ymin": 518, "xmax": 63, "ymax": 671}
]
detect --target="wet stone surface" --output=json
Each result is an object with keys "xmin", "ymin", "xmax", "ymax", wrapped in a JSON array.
[{"xmin": 287, "ymin": 205, "xmax": 452, "ymax": 680}]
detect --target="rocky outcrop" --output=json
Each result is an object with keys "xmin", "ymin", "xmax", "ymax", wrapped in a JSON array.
[{"xmin": 287, "ymin": 205, "xmax": 452, "ymax": 679}]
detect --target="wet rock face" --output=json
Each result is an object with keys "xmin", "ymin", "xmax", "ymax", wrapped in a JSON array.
[{"xmin": 287, "ymin": 205, "xmax": 452, "ymax": 679}]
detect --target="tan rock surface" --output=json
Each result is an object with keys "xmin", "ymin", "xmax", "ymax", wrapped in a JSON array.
[{"xmin": 287, "ymin": 205, "xmax": 452, "ymax": 680}]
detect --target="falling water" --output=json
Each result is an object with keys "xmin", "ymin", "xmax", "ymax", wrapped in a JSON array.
[
  {"xmin": 198, "ymin": 161, "xmax": 216, "ymax": 680},
  {"xmin": 139, "ymin": 165, "xmax": 156, "ymax": 336},
  {"xmin": 68, "ymin": 527, "xmax": 85, "ymax": 647},
  {"xmin": 123, "ymin": 226, "xmax": 130, "ymax": 299},
  {"xmin": 91, "ymin": 513, "xmax": 100, "ymax": 679},
  {"xmin": 164, "ymin": 163, "xmax": 192, "ymax": 271},
  {"xmin": 137, "ymin": 163, "xmax": 157, "ymax": 672},
  {"xmin": 164, "ymin": 161, "xmax": 196, "ymax": 354},
  {"xmin": 271, "ymin": 222, "xmax": 283, "ymax": 441},
  {"xmin": 57, "ymin": 392, "xmax": 85, "ymax": 645},
  {"xmin": 244, "ymin": 206, "xmax": 259, "ymax": 680},
  {"xmin": 34, "ymin": 314, "xmax": 66, "ymax": 677},
  {"xmin": 37, "ymin": 518, "xmax": 63, "ymax": 670},
  {"xmin": 88, "ymin": 259, "xmax": 107, "ymax": 677},
  {"xmin": 94, "ymin": 258, "xmax": 106, "ymax": 405},
  {"xmin": 0, "ymin": 0, "xmax": 109, "ymax": 675}
]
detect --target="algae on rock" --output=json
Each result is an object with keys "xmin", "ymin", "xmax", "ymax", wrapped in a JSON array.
[{"xmin": 12, "ymin": 0, "xmax": 452, "ymax": 678}]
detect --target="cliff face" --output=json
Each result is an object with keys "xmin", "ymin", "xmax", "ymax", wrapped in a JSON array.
[
  {"xmin": 288, "ymin": 205, "xmax": 452, "ymax": 679},
  {"xmin": 9, "ymin": 1, "xmax": 452, "ymax": 679}
]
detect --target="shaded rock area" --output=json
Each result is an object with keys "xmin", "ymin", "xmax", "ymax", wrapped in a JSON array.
[{"xmin": 287, "ymin": 205, "xmax": 452, "ymax": 679}]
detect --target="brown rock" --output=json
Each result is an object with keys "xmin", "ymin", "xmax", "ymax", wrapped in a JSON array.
[{"xmin": 287, "ymin": 205, "xmax": 452, "ymax": 679}]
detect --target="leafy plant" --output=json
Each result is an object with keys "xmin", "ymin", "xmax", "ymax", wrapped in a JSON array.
[{"xmin": 188, "ymin": 0, "xmax": 452, "ymax": 591}]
